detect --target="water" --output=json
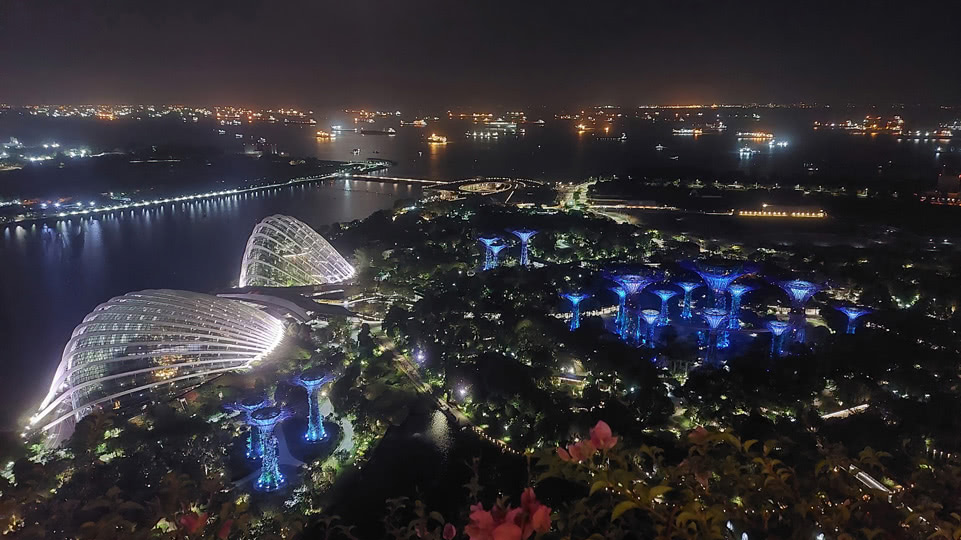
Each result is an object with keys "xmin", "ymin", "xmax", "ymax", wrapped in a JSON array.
[{"xmin": 0, "ymin": 180, "xmax": 420, "ymax": 428}]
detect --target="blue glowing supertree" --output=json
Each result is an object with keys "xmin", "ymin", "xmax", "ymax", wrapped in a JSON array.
[
  {"xmin": 837, "ymin": 306, "xmax": 871, "ymax": 334},
  {"xmin": 232, "ymin": 395, "xmax": 269, "ymax": 459},
  {"xmin": 611, "ymin": 273, "xmax": 658, "ymax": 344},
  {"xmin": 248, "ymin": 406, "xmax": 292, "ymax": 492},
  {"xmin": 650, "ymin": 289, "xmax": 678, "ymax": 325},
  {"xmin": 511, "ymin": 229, "xmax": 538, "ymax": 267},
  {"xmin": 292, "ymin": 369, "xmax": 335, "ymax": 442},
  {"xmin": 701, "ymin": 308, "xmax": 728, "ymax": 366},
  {"xmin": 478, "ymin": 237, "xmax": 501, "ymax": 270},
  {"xmin": 767, "ymin": 320, "xmax": 792, "ymax": 358},
  {"xmin": 777, "ymin": 279, "xmax": 822, "ymax": 343},
  {"xmin": 676, "ymin": 281, "xmax": 702, "ymax": 320},
  {"xmin": 641, "ymin": 309, "xmax": 660, "ymax": 348},
  {"xmin": 489, "ymin": 243, "xmax": 507, "ymax": 269},
  {"xmin": 690, "ymin": 262, "xmax": 750, "ymax": 309},
  {"xmin": 726, "ymin": 283, "xmax": 754, "ymax": 330},
  {"xmin": 609, "ymin": 286, "xmax": 628, "ymax": 336},
  {"xmin": 562, "ymin": 293, "xmax": 590, "ymax": 331}
]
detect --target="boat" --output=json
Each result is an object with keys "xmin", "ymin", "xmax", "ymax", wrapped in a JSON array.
[
  {"xmin": 402, "ymin": 119, "xmax": 428, "ymax": 127},
  {"xmin": 360, "ymin": 127, "xmax": 397, "ymax": 135},
  {"xmin": 672, "ymin": 128, "xmax": 702, "ymax": 136},
  {"xmin": 669, "ymin": 155, "xmax": 679, "ymax": 160},
  {"xmin": 351, "ymin": 148, "xmax": 361, "ymax": 155},
  {"xmin": 331, "ymin": 125, "xmax": 356, "ymax": 133},
  {"xmin": 315, "ymin": 130, "xmax": 332, "ymax": 139},
  {"xmin": 655, "ymin": 144, "xmax": 665, "ymax": 151},
  {"xmin": 427, "ymin": 133, "xmax": 448, "ymax": 144}
]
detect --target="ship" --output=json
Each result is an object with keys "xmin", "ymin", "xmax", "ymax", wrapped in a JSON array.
[
  {"xmin": 427, "ymin": 133, "xmax": 448, "ymax": 144},
  {"xmin": 672, "ymin": 128, "xmax": 702, "ymax": 136},
  {"xmin": 655, "ymin": 144, "xmax": 665, "ymax": 151},
  {"xmin": 351, "ymin": 148, "xmax": 361, "ymax": 155},
  {"xmin": 401, "ymin": 119, "xmax": 428, "ymax": 127},
  {"xmin": 331, "ymin": 125, "xmax": 357, "ymax": 133},
  {"xmin": 360, "ymin": 127, "xmax": 397, "ymax": 135},
  {"xmin": 315, "ymin": 130, "xmax": 333, "ymax": 139}
]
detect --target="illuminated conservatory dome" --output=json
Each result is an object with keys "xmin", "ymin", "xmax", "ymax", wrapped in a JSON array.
[
  {"xmin": 32, "ymin": 290, "xmax": 286, "ymax": 438},
  {"xmin": 238, "ymin": 215, "xmax": 355, "ymax": 288}
]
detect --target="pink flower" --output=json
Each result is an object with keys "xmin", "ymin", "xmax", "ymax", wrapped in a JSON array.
[
  {"xmin": 531, "ymin": 506, "xmax": 551, "ymax": 534},
  {"xmin": 443, "ymin": 523, "xmax": 457, "ymax": 540},
  {"xmin": 688, "ymin": 426, "xmax": 711, "ymax": 445},
  {"xmin": 178, "ymin": 512, "xmax": 207, "ymax": 535},
  {"xmin": 589, "ymin": 420, "xmax": 618, "ymax": 450},
  {"xmin": 465, "ymin": 505, "xmax": 496, "ymax": 540},
  {"xmin": 556, "ymin": 446, "xmax": 571, "ymax": 461},
  {"xmin": 567, "ymin": 439, "xmax": 596, "ymax": 462}
]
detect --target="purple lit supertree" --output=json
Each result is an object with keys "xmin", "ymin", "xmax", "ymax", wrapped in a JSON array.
[
  {"xmin": 690, "ymin": 262, "xmax": 750, "ymax": 309},
  {"xmin": 837, "ymin": 306, "xmax": 871, "ymax": 334},
  {"xmin": 726, "ymin": 283, "xmax": 754, "ymax": 330},
  {"xmin": 701, "ymin": 308, "xmax": 728, "ymax": 366},
  {"xmin": 562, "ymin": 293, "xmax": 590, "ymax": 331},
  {"xmin": 611, "ymin": 273, "xmax": 658, "ymax": 344},
  {"xmin": 511, "ymin": 229, "xmax": 538, "ymax": 267},
  {"xmin": 641, "ymin": 309, "xmax": 660, "ymax": 348},
  {"xmin": 248, "ymin": 406, "xmax": 292, "ymax": 492},
  {"xmin": 488, "ymin": 243, "xmax": 507, "ymax": 269},
  {"xmin": 229, "ymin": 395, "xmax": 269, "ymax": 459},
  {"xmin": 478, "ymin": 237, "xmax": 501, "ymax": 270},
  {"xmin": 767, "ymin": 320, "xmax": 792, "ymax": 358},
  {"xmin": 676, "ymin": 281, "xmax": 702, "ymax": 320},
  {"xmin": 777, "ymin": 280, "xmax": 822, "ymax": 343},
  {"xmin": 609, "ymin": 286, "xmax": 628, "ymax": 336},
  {"xmin": 292, "ymin": 369, "xmax": 335, "ymax": 442},
  {"xmin": 650, "ymin": 288, "xmax": 678, "ymax": 325}
]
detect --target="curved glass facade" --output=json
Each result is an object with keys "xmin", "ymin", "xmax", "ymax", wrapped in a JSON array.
[
  {"xmin": 33, "ymin": 289, "xmax": 285, "ymax": 435},
  {"xmin": 238, "ymin": 215, "xmax": 355, "ymax": 288}
]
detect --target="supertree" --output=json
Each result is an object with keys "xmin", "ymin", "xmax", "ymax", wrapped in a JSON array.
[
  {"xmin": 767, "ymin": 320, "xmax": 792, "ymax": 358},
  {"xmin": 511, "ymin": 229, "xmax": 538, "ymax": 266},
  {"xmin": 837, "ymin": 306, "xmax": 872, "ymax": 334},
  {"xmin": 641, "ymin": 309, "xmax": 660, "ymax": 348},
  {"xmin": 650, "ymin": 289, "xmax": 678, "ymax": 325},
  {"xmin": 717, "ymin": 282, "xmax": 754, "ymax": 349},
  {"xmin": 689, "ymin": 261, "xmax": 751, "ymax": 309},
  {"xmin": 676, "ymin": 281, "xmax": 702, "ymax": 320},
  {"xmin": 478, "ymin": 237, "xmax": 501, "ymax": 270},
  {"xmin": 610, "ymin": 273, "xmax": 659, "ymax": 344},
  {"xmin": 292, "ymin": 369, "xmax": 336, "ymax": 442},
  {"xmin": 701, "ymin": 308, "xmax": 728, "ymax": 366},
  {"xmin": 231, "ymin": 395, "xmax": 269, "ymax": 459},
  {"xmin": 562, "ymin": 293, "xmax": 590, "ymax": 331},
  {"xmin": 609, "ymin": 286, "xmax": 628, "ymax": 336},
  {"xmin": 777, "ymin": 279, "xmax": 822, "ymax": 343},
  {"xmin": 489, "ymin": 243, "xmax": 507, "ymax": 269},
  {"xmin": 248, "ymin": 406, "xmax": 292, "ymax": 492}
]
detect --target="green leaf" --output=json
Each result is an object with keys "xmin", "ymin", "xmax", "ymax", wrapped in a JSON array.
[
  {"xmin": 648, "ymin": 485, "xmax": 672, "ymax": 499},
  {"xmin": 611, "ymin": 501, "xmax": 639, "ymax": 521},
  {"xmin": 743, "ymin": 439, "xmax": 758, "ymax": 453},
  {"xmin": 590, "ymin": 481, "xmax": 609, "ymax": 496}
]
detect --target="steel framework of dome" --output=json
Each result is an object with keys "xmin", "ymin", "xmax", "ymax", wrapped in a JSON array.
[
  {"xmin": 238, "ymin": 215, "xmax": 355, "ymax": 288},
  {"xmin": 32, "ymin": 289, "xmax": 286, "ymax": 436}
]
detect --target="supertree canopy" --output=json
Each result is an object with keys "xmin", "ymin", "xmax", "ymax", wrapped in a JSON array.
[
  {"xmin": 776, "ymin": 279, "xmax": 823, "ymax": 343},
  {"xmin": 837, "ymin": 306, "xmax": 872, "ymax": 334},
  {"xmin": 610, "ymin": 272, "xmax": 660, "ymax": 344},
  {"xmin": 511, "ymin": 229, "xmax": 538, "ymax": 267},
  {"xmin": 562, "ymin": 293, "xmax": 590, "ymax": 331},
  {"xmin": 232, "ymin": 395, "xmax": 269, "ymax": 459},
  {"xmin": 767, "ymin": 320, "xmax": 792, "ymax": 357},
  {"xmin": 292, "ymin": 369, "xmax": 336, "ymax": 442},
  {"xmin": 248, "ymin": 406, "xmax": 292, "ymax": 492},
  {"xmin": 650, "ymin": 288, "xmax": 678, "ymax": 325},
  {"xmin": 726, "ymin": 283, "xmax": 754, "ymax": 330},
  {"xmin": 478, "ymin": 237, "xmax": 501, "ymax": 270},
  {"xmin": 609, "ymin": 286, "xmax": 628, "ymax": 336},
  {"xmin": 641, "ymin": 309, "xmax": 660, "ymax": 348},
  {"xmin": 701, "ymin": 308, "xmax": 728, "ymax": 366},
  {"xmin": 687, "ymin": 261, "xmax": 753, "ymax": 309},
  {"xmin": 675, "ymin": 281, "xmax": 702, "ymax": 320}
]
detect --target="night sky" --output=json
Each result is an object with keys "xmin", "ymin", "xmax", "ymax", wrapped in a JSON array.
[{"xmin": 1, "ymin": 0, "xmax": 959, "ymax": 108}]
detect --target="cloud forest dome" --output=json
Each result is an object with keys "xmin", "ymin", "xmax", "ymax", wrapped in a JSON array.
[
  {"xmin": 238, "ymin": 214, "xmax": 355, "ymax": 288},
  {"xmin": 32, "ymin": 289, "xmax": 285, "ymax": 436}
]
